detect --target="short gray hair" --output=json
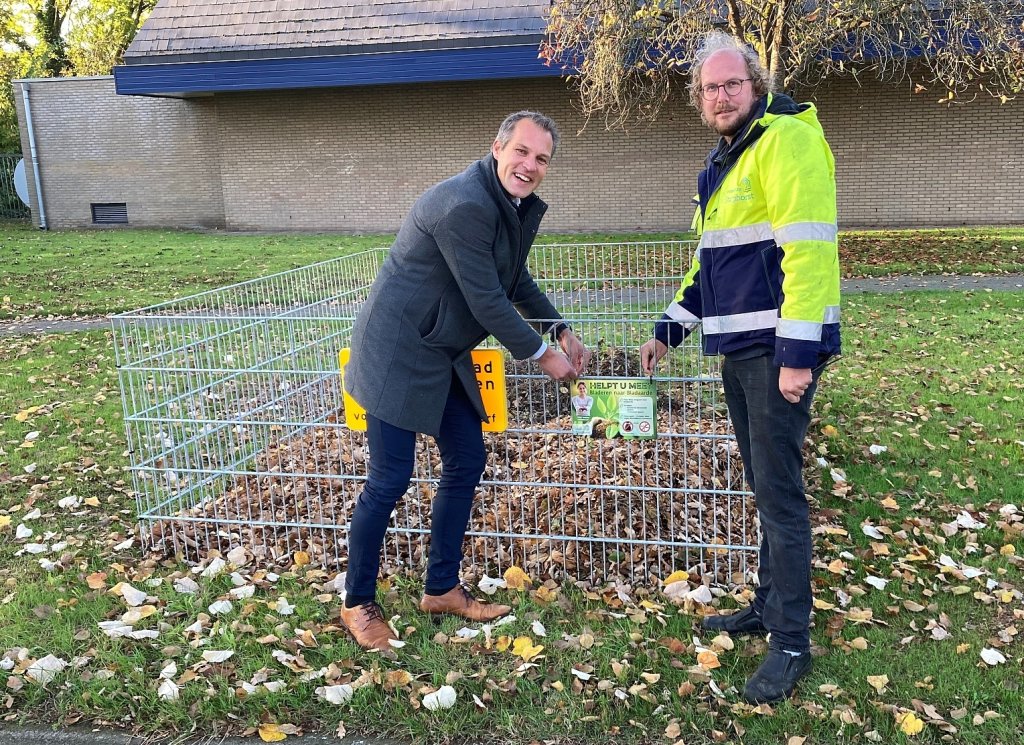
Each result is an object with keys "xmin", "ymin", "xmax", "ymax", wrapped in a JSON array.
[
  {"xmin": 688, "ymin": 32, "xmax": 772, "ymax": 110},
  {"xmin": 495, "ymin": 111, "xmax": 560, "ymax": 156}
]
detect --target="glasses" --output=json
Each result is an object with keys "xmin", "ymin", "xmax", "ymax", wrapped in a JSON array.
[{"xmin": 700, "ymin": 78, "xmax": 752, "ymax": 100}]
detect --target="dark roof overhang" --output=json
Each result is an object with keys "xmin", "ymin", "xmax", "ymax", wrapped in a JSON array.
[{"xmin": 113, "ymin": 40, "xmax": 561, "ymax": 96}]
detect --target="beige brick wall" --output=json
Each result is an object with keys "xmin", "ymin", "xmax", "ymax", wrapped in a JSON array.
[
  {"xmin": 14, "ymin": 76, "xmax": 225, "ymax": 229},
  {"xmin": 212, "ymin": 79, "xmax": 710, "ymax": 232},
  {"xmin": 812, "ymin": 78, "xmax": 1024, "ymax": 226},
  {"xmin": 15, "ymin": 74, "xmax": 1024, "ymax": 231}
]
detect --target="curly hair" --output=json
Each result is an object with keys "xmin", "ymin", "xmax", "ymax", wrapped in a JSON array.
[{"xmin": 688, "ymin": 31, "xmax": 772, "ymax": 111}]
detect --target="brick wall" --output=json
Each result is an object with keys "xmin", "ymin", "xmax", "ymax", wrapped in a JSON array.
[
  {"xmin": 812, "ymin": 79, "xmax": 1024, "ymax": 227},
  {"xmin": 14, "ymin": 76, "xmax": 225, "ymax": 229},
  {"xmin": 15, "ymin": 74, "xmax": 1023, "ymax": 231}
]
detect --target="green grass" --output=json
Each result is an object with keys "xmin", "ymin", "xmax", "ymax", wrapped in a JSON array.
[
  {"xmin": 839, "ymin": 226, "xmax": 1024, "ymax": 277},
  {"xmin": 0, "ymin": 225, "xmax": 392, "ymax": 319},
  {"xmin": 816, "ymin": 292, "xmax": 1024, "ymax": 503},
  {"xmin": 1, "ymin": 290, "xmax": 1022, "ymax": 743},
  {"xmin": 1, "ymin": 224, "xmax": 1023, "ymax": 318}
]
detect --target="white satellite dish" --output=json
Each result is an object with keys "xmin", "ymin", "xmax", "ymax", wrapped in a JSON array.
[{"xmin": 13, "ymin": 159, "xmax": 30, "ymax": 206}]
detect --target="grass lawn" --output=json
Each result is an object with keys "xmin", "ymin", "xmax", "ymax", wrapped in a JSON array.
[
  {"xmin": 1, "ymin": 223, "xmax": 1023, "ymax": 318},
  {"xmin": 1, "ymin": 286, "xmax": 1021, "ymax": 743}
]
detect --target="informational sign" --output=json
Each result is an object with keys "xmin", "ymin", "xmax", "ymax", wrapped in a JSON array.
[
  {"xmin": 570, "ymin": 377, "xmax": 657, "ymax": 439},
  {"xmin": 338, "ymin": 348, "xmax": 508, "ymax": 432}
]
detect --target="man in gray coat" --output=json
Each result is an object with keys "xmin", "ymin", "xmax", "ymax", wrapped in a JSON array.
[{"xmin": 341, "ymin": 111, "xmax": 590, "ymax": 651}]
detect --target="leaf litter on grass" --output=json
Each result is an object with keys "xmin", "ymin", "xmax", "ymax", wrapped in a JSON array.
[{"xmin": 3, "ymin": 300, "xmax": 1024, "ymax": 742}]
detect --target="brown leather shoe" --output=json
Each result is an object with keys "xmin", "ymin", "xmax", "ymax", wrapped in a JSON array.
[
  {"xmin": 339, "ymin": 601, "xmax": 398, "ymax": 651},
  {"xmin": 420, "ymin": 585, "xmax": 512, "ymax": 622}
]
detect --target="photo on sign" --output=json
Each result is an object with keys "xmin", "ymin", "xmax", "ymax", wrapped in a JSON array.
[{"xmin": 570, "ymin": 377, "xmax": 656, "ymax": 439}]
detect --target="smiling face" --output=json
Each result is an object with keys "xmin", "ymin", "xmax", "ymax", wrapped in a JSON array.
[
  {"xmin": 492, "ymin": 119, "xmax": 553, "ymax": 199},
  {"xmin": 577, "ymin": 382, "xmax": 586, "ymax": 395},
  {"xmin": 699, "ymin": 50, "xmax": 759, "ymax": 142}
]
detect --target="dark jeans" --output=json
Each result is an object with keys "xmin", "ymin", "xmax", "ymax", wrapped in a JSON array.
[
  {"xmin": 722, "ymin": 354, "xmax": 820, "ymax": 652},
  {"xmin": 345, "ymin": 379, "xmax": 486, "ymax": 599}
]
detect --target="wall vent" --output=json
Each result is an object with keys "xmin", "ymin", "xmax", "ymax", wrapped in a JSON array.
[{"xmin": 91, "ymin": 203, "xmax": 128, "ymax": 225}]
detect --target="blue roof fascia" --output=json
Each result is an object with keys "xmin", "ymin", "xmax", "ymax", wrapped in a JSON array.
[{"xmin": 114, "ymin": 43, "xmax": 563, "ymax": 95}]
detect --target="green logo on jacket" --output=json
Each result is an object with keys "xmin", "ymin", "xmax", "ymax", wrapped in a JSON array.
[{"xmin": 724, "ymin": 176, "xmax": 754, "ymax": 204}]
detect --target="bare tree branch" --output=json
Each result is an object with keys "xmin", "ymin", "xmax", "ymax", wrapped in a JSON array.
[{"xmin": 546, "ymin": 0, "xmax": 1024, "ymax": 127}]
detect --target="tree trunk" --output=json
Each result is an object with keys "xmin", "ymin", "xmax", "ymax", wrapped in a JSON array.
[{"xmin": 36, "ymin": 0, "xmax": 70, "ymax": 77}]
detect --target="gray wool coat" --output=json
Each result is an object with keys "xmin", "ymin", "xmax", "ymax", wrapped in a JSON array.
[{"xmin": 344, "ymin": 154, "xmax": 565, "ymax": 436}]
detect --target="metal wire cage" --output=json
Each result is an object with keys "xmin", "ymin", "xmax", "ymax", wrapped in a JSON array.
[{"xmin": 111, "ymin": 241, "xmax": 756, "ymax": 585}]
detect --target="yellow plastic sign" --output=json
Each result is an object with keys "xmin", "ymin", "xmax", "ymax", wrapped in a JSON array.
[{"xmin": 338, "ymin": 348, "xmax": 507, "ymax": 432}]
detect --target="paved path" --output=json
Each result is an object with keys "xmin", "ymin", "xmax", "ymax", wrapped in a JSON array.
[
  {"xmin": 842, "ymin": 273, "xmax": 1024, "ymax": 293},
  {"xmin": 1, "ymin": 274, "xmax": 1022, "ymax": 337}
]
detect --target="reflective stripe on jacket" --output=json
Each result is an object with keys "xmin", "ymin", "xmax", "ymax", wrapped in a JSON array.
[{"xmin": 656, "ymin": 93, "xmax": 841, "ymax": 368}]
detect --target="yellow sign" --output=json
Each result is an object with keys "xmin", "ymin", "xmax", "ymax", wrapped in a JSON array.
[{"xmin": 338, "ymin": 348, "xmax": 508, "ymax": 432}]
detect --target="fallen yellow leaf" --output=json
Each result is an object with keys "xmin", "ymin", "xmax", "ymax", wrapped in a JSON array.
[
  {"xmin": 897, "ymin": 711, "xmax": 925, "ymax": 736},
  {"xmin": 533, "ymin": 585, "xmax": 557, "ymax": 603},
  {"xmin": 710, "ymin": 633, "xmax": 734, "ymax": 651},
  {"xmin": 663, "ymin": 570, "xmax": 689, "ymax": 585},
  {"xmin": 821, "ymin": 424, "xmax": 839, "ymax": 437},
  {"xmin": 696, "ymin": 650, "xmax": 721, "ymax": 669},
  {"xmin": 813, "ymin": 598, "xmax": 836, "ymax": 610},
  {"xmin": 510, "ymin": 636, "xmax": 543, "ymax": 662},
  {"xmin": 495, "ymin": 635, "xmax": 512, "ymax": 652},
  {"xmin": 258, "ymin": 723, "xmax": 288, "ymax": 742},
  {"xmin": 385, "ymin": 670, "xmax": 412, "ymax": 688},
  {"xmin": 122, "ymin": 604, "xmax": 158, "ymax": 624},
  {"xmin": 14, "ymin": 406, "xmax": 41, "ymax": 422},
  {"xmin": 0, "ymin": 516, "xmax": 10, "ymax": 529},
  {"xmin": 86, "ymin": 572, "xmax": 107, "ymax": 590},
  {"xmin": 503, "ymin": 565, "xmax": 532, "ymax": 591},
  {"xmin": 827, "ymin": 559, "xmax": 847, "ymax": 574},
  {"xmin": 879, "ymin": 496, "xmax": 900, "ymax": 510},
  {"xmin": 999, "ymin": 544, "xmax": 1016, "ymax": 556},
  {"xmin": 84, "ymin": 497, "xmax": 100, "ymax": 507},
  {"xmin": 293, "ymin": 551, "xmax": 310, "ymax": 567},
  {"xmin": 866, "ymin": 674, "xmax": 889, "ymax": 693}
]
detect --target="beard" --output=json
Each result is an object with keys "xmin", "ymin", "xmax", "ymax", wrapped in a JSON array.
[{"xmin": 702, "ymin": 102, "xmax": 755, "ymax": 139}]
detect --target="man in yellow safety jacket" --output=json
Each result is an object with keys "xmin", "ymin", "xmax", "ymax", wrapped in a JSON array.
[{"xmin": 641, "ymin": 30, "xmax": 840, "ymax": 704}]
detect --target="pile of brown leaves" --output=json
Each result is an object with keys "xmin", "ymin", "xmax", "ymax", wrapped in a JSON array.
[{"xmin": 146, "ymin": 351, "xmax": 779, "ymax": 584}]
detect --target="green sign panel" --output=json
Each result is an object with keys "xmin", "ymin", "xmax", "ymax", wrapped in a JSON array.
[{"xmin": 570, "ymin": 377, "xmax": 657, "ymax": 439}]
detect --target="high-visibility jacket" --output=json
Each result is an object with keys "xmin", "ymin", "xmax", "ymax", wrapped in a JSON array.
[{"xmin": 655, "ymin": 93, "xmax": 840, "ymax": 369}]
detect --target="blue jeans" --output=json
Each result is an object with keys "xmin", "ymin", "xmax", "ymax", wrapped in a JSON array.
[
  {"xmin": 722, "ymin": 354, "xmax": 820, "ymax": 652},
  {"xmin": 345, "ymin": 379, "xmax": 486, "ymax": 599}
]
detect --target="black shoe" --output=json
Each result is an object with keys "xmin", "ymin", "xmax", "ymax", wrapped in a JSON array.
[
  {"xmin": 700, "ymin": 605, "xmax": 767, "ymax": 635},
  {"xmin": 743, "ymin": 649, "xmax": 813, "ymax": 704}
]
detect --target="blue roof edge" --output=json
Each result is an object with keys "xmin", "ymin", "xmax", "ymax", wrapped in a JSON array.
[{"xmin": 113, "ymin": 43, "xmax": 565, "ymax": 95}]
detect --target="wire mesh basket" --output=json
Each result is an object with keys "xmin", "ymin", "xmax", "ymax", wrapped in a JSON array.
[{"xmin": 111, "ymin": 241, "xmax": 756, "ymax": 585}]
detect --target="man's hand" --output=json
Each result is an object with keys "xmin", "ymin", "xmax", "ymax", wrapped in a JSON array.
[
  {"xmin": 559, "ymin": 331, "xmax": 592, "ymax": 373},
  {"xmin": 538, "ymin": 345, "xmax": 577, "ymax": 381},
  {"xmin": 779, "ymin": 366, "xmax": 813, "ymax": 403},
  {"xmin": 639, "ymin": 338, "xmax": 668, "ymax": 376}
]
